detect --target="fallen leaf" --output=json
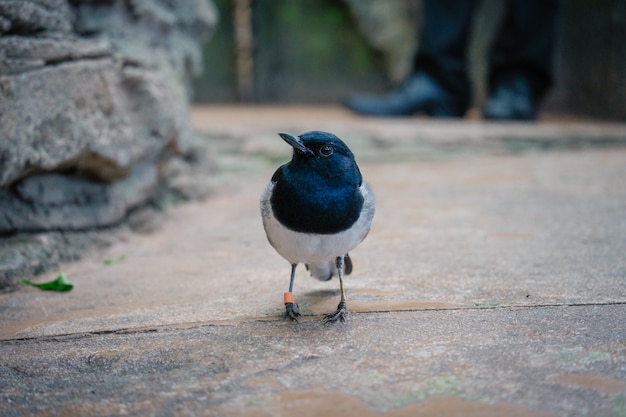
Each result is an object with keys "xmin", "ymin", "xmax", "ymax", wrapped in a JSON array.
[{"xmin": 22, "ymin": 272, "xmax": 74, "ymax": 292}]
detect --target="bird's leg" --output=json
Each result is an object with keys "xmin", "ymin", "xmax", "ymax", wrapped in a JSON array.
[
  {"xmin": 282, "ymin": 263, "xmax": 301, "ymax": 321},
  {"xmin": 324, "ymin": 256, "xmax": 347, "ymax": 324}
]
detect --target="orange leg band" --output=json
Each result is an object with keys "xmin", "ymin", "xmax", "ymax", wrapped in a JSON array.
[{"xmin": 284, "ymin": 292, "xmax": 295, "ymax": 305}]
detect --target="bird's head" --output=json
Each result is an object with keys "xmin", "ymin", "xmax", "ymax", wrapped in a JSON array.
[{"xmin": 278, "ymin": 131, "xmax": 361, "ymax": 183}]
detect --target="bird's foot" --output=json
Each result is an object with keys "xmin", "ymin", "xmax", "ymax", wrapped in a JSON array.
[
  {"xmin": 323, "ymin": 300, "xmax": 347, "ymax": 324},
  {"xmin": 282, "ymin": 302, "xmax": 301, "ymax": 322}
]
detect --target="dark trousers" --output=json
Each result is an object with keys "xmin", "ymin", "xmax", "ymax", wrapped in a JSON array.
[{"xmin": 414, "ymin": 0, "xmax": 559, "ymax": 102}]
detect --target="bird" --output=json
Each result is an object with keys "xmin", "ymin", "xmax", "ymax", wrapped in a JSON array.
[{"xmin": 260, "ymin": 131, "xmax": 375, "ymax": 323}]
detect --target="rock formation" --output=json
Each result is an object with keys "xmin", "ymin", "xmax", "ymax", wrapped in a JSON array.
[{"xmin": 0, "ymin": 0, "xmax": 218, "ymax": 288}]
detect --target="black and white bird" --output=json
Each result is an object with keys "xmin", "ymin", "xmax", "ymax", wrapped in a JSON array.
[{"xmin": 260, "ymin": 131, "xmax": 375, "ymax": 323}]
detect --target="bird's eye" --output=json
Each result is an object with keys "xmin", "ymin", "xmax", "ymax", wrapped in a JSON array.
[{"xmin": 320, "ymin": 145, "xmax": 333, "ymax": 157}]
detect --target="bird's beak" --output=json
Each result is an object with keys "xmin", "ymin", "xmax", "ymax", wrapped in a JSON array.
[{"xmin": 279, "ymin": 132, "xmax": 311, "ymax": 155}]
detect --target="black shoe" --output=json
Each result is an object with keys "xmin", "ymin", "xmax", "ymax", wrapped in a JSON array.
[
  {"xmin": 344, "ymin": 72, "xmax": 469, "ymax": 118},
  {"xmin": 483, "ymin": 74, "xmax": 538, "ymax": 121}
]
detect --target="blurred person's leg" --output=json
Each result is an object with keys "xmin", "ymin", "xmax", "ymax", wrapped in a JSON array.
[
  {"xmin": 483, "ymin": 0, "xmax": 559, "ymax": 120},
  {"xmin": 345, "ymin": 0, "xmax": 476, "ymax": 118}
]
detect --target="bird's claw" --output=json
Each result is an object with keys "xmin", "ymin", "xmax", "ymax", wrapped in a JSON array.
[
  {"xmin": 282, "ymin": 302, "xmax": 301, "ymax": 322},
  {"xmin": 323, "ymin": 300, "xmax": 347, "ymax": 324}
]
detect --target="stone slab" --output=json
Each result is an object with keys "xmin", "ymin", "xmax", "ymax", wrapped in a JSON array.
[
  {"xmin": 1, "ymin": 107, "xmax": 625, "ymax": 416},
  {"xmin": 1, "ymin": 307, "xmax": 624, "ymax": 416}
]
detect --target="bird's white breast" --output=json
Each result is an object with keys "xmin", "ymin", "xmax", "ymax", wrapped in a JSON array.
[{"xmin": 260, "ymin": 182, "xmax": 375, "ymax": 264}]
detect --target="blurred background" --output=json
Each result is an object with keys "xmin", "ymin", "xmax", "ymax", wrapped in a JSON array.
[{"xmin": 194, "ymin": 0, "xmax": 626, "ymax": 120}]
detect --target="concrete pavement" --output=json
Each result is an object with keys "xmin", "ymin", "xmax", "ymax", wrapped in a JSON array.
[{"xmin": 1, "ymin": 106, "xmax": 625, "ymax": 416}]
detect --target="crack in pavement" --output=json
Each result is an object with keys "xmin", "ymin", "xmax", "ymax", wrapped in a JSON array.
[{"xmin": 3, "ymin": 300, "xmax": 625, "ymax": 344}]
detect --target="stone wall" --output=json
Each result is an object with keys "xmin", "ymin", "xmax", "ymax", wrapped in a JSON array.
[{"xmin": 0, "ymin": 0, "xmax": 218, "ymax": 288}]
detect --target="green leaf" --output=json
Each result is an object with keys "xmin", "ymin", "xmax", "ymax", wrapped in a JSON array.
[
  {"xmin": 103, "ymin": 255, "xmax": 126, "ymax": 265},
  {"xmin": 22, "ymin": 272, "xmax": 74, "ymax": 292}
]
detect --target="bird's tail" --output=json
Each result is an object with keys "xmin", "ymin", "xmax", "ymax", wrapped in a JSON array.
[{"xmin": 306, "ymin": 254, "xmax": 353, "ymax": 281}]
